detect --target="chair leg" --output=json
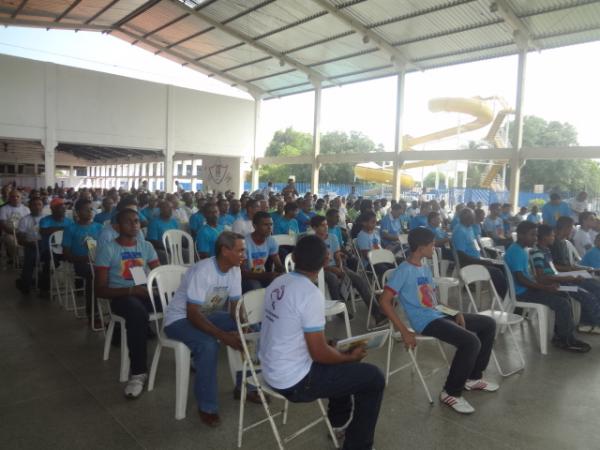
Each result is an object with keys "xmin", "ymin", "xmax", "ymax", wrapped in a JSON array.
[
  {"xmin": 148, "ymin": 342, "xmax": 162, "ymax": 391},
  {"xmin": 103, "ymin": 320, "xmax": 115, "ymax": 361},
  {"xmin": 238, "ymin": 373, "xmax": 247, "ymax": 447},
  {"xmin": 385, "ymin": 330, "xmax": 394, "ymax": 386},
  {"xmin": 538, "ymin": 310, "xmax": 548, "ymax": 355},
  {"xmin": 119, "ymin": 323, "xmax": 130, "ymax": 382},
  {"xmin": 317, "ymin": 399, "xmax": 339, "ymax": 449},
  {"xmin": 342, "ymin": 308, "xmax": 352, "ymax": 338},
  {"xmin": 257, "ymin": 385, "xmax": 285, "ymax": 450},
  {"xmin": 408, "ymin": 348, "xmax": 434, "ymax": 404},
  {"xmin": 174, "ymin": 346, "xmax": 190, "ymax": 420},
  {"xmin": 282, "ymin": 399, "xmax": 289, "ymax": 425}
]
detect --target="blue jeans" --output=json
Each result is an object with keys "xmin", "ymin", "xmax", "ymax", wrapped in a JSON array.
[
  {"xmin": 274, "ymin": 362, "xmax": 385, "ymax": 450},
  {"xmin": 164, "ymin": 311, "xmax": 244, "ymax": 414}
]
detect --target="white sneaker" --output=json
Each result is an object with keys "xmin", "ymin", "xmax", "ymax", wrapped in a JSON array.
[
  {"xmin": 124, "ymin": 373, "xmax": 147, "ymax": 399},
  {"xmin": 464, "ymin": 379, "xmax": 499, "ymax": 392},
  {"xmin": 440, "ymin": 391, "xmax": 475, "ymax": 414}
]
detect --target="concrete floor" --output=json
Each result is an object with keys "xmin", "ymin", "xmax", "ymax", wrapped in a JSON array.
[{"xmin": 1, "ymin": 269, "xmax": 600, "ymax": 450}]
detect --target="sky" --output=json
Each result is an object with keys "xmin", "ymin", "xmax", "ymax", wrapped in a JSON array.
[{"xmin": 1, "ymin": 26, "xmax": 599, "ymax": 181}]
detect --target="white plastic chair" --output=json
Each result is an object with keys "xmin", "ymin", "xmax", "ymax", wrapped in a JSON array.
[
  {"xmin": 163, "ymin": 229, "xmax": 194, "ymax": 266},
  {"xmin": 147, "ymin": 265, "xmax": 190, "ymax": 420},
  {"xmin": 86, "ymin": 238, "xmax": 107, "ymax": 332},
  {"xmin": 271, "ymin": 234, "xmax": 297, "ymax": 247},
  {"xmin": 564, "ymin": 239, "xmax": 582, "ymax": 265},
  {"xmin": 383, "ymin": 269, "xmax": 449, "ymax": 404},
  {"xmin": 460, "ymin": 265, "xmax": 525, "ymax": 376},
  {"xmin": 228, "ymin": 289, "xmax": 339, "ymax": 449},
  {"xmin": 503, "ymin": 262, "xmax": 554, "ymax": 355},
  {"xmin": 366, "ymin": 248, "xmax": 397, "ymax": 329},
  {"xmin": 431, "ymin": 247, "xmax": 461, "ymax": 307}
]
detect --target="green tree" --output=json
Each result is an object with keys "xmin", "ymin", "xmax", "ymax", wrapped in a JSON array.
[
  {"xmin": 261, "ymin": 128, "xmax": 384, "ymax": 184},
  {"xmin": 423, "ymin": 172, "xmax": 446, "ymax": 188},
  {"xmin": 508, "ymin": 116, "xmax": 600, "ymax": 192}
]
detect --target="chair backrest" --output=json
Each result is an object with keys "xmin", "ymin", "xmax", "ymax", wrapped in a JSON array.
[
  {"xmin": 502, "ymin": 261, "xmax": 518, "ymax": 312},
  {"xmin": 272, "ymin": 233, "xmax": 297, "ymax": 247},
  {"xmin": 317, "ymin": 269, "xmax": 331, "ymax": 300},
  {"xmin": 381, "ymin": 268, "xmax": 395, "ymax": 287},
  {"xmin": 49, "ymin": 230, "xmax": 63, "ymax": 254},
  {"xmin": 431, "ymin": 247, "xmax": 443, "ymax": 278},
  {"xmin": 163, "ymin": 229, "xmax": 195, "ymax": 266},
  {"xmin": 564, "ymin": 239, "xmax": 581, "ymax": 265},
  {"xmin": 147, "ymin": 265, "xmax": 188, "ymax": 333},
  {"xmin": 479, "ymin": 237, "xmax": 494, "ymax": 248},
  {"xmin": 460, "ymin": 264, "xmax": 504, "ymax": 313},
  {"xmin": 368, "ymin": 248, "xmax": 396, "ymax": 266},
  {"xmin": 284, "ymin": 253, "xmax": 294, "ymax": 272},
  {"xmin": 86, "ymin": 238, "xmax": 97, "ymax": 278}
]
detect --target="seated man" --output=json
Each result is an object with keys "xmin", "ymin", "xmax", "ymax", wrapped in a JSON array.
[
  {"xmin": 98, "ymin": 197, "xmax": 145, "ymax": 247},
  {"xmin": 95, "ymin": 208, "xmax": 160, "ymax": 397},
  {"xmin": 232, "ymin": 198, "xmax": 259, "ymax": 237},
  {"xmin": 196, "ymin": 203, "xmax": 223, "ymax": 259},
  {"xmin": 408, "ymin": 202, "xmax": 431, "ymax": 230},
  {"xmin": 379, "ymin": 227, "xmax": 498, "ymax": 415},
  {"xmin": 260, "ymin": 235, "xmax": 385, "ymax": 449},
  {"xmin": 296, "ymin": 198, "xmax": 317, "ymax": 233},
  {"xmin": 241, "ymin": 211, "xmax": 284, "ymax": 292},
  {"xmin": 217, "ymin": 199, "xmax": 235, "ymax": 228},
  {"xmin": 451, "ymin": 208, "xmax": 507, "ymax": 300},
  {"xmin": 582, "ymin": 233, "xmax": 600, "ymax": 268},
  {"xmin": 93, "ymin": 197, "xmax": 114, "ymax": 225},
  {"xmin": 312, "ymin": 215, "xmax": 386, "ymax": 325},
  {"xmin": 326, "ymin": 208, "xmax": 345, "ymax": 248},
  {"xmin": 426, "ymin": 211, "xmax": 452, "ymax": 260},
  {"xmin": 532, "ymin": 224, "xmax": 600, "ymax": 334},
  {"xmin": 164, "ymin": 231, "xmax": 261, "ymax": 428},
  {"xmin": 504, "ymin": 221, "xmax": 590, "ymax": 352},
  {"xmin": 573, "ymin": 211, "xmax": 597, "ymax": 257},
  {"xmin": 527, "ymin": 205, "xmax": 541, "ymax": 224},
  {"xmin": 147, "ymin": 200, "xmax": 180, "ymax": 263},
  {"xmin": 356, "ymin": 210, "xmax": 393, "ymax": 280},
  {"xmin": 188, "ymin": 198, "xmax": 206, "ymax": 240},
  {"xmin": 551, "ymin": 216, "xmax": 590, "ymax": 271},
  {"xmin": 0, "ymin": 190, "xmax": 31, "ymax": 265},
  {"xmin": 63, "ymin": 199, "xmax": 103, "ymax": 324},
  {"xmin": 542, "ymin": 193, "xmax": 570, "ymax": 227},
  {"xmin": 380, "ymin": 202, "xmax": 406, "ymax": 254},
  {"xmin": 482, "ymin": 203, "xmax": 512, "ymax": 247},
  {"xmin": 15, "ymin": 197, "xmax": 43, "ymax": 294},
  {"xmin": 273, "ymin": 202, "xmax": 299, "ymax": 235}
]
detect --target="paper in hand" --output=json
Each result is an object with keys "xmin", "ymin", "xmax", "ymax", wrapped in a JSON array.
[
  {"xmin": 129, "ymin": 266, "xmax": 148, "ymax": 286},
  {"xmin": 558, "ymin": 285, "xmax": 578, "ymax": 293}
]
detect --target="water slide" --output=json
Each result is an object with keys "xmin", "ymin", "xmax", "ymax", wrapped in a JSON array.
[{"xmin": 354, "ymin": 97, "xmax": 497, "ymax": 188}]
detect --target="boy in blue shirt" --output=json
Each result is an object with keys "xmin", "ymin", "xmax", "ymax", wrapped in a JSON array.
[
  {"xmin": 196, "ymin": 203, "xmax": 224, "ymax": 259},
  {"xmin": 380, "ymin": 202, "xmax": 406, "ymax": 253},
  {"xmin": 542, "ymin": 193, "xmax": 570, "ymax": 227},
  {"xmin": 483, "ymin": 203, "xmax": 510, "ymax": 246},
  {"xmin": 581, "ymin": 234, "xmax": 600, "ymax": 268},
  {"xmin": 241, "ymin": 211, "xmax": 284, "ymax": 292},
  {"xmin": 63, "ymin": 199, "xmax": 103, "ymax": 324},
  {"xmin": 147, "ymin": 200, "xmax": 180, "ymax": 263},
  {"xmin": 217, "ymin": 199, "xmax": 235, "ymax": 228},
  {"xmin": 93, "ymin": 197, "xmax": 114, "ymax": 225},
  {"xmin": 296, "ymin": 198, "xmax": 316, "ymax": 233},
  {"xmin": 526, "ymin": 205, "xmax": 541, "ymax": 224},
  {"xmin": 379, "ymin": 227, "xmax": 498, "ymax": 414},
  {"xmin": 273, "ymin": 202, "xmax": 299, "ymax": 235},
  {"xmin": 409, "ymin": 202, "xmax": 430, "ymax": 230},
  {"xmin": 504, "ymin": 221, "xmax": 590, "ymax": 352},
  {"xmin": 427, "ymin": 211, "xmax": 452, "ymax": 260}
]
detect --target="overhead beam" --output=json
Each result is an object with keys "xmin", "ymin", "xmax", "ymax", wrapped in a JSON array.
[
  {"xmin": 10, "ymin": 0, "xmax": 28, "ymax": 19},
  {"xmin": 489, "ymin": 0, "xmax": 539, "ymax": 50},
  {"xmin": 112, "ymin": 0, "xmax": 162, "ymax": 28},
  {"xmin": 0, "ymin": 18, "xmax": 111, "ymax": 32},
  {"xmin": 167, "ymin": 0, "xmax": 328, "ymax": 83},
  {"xmin": 310, "ymin": 0, "xmax": 417, "ymax": 71},
  {"xmin": 116, "ymin": 28, "xmax": 264, "ymax": 96},
  {"xmin": 55, "ymin": 0, "xmax": 83, "ymax": 22},
  {"xmin": 522, "ymin": 147, "xmax": 600, "ymax": 160},
  {"xmin": 256, "ymin": 155, "xmax": 313, "ymax": 166},
  {"xmin": 85, "ymin": 0, "xmax": 120, "ymax": 25}
]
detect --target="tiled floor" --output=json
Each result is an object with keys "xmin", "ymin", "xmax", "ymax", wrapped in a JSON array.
[{"xmin": 1, "ymin": 269, "xmax": 600, "ymax": 450}]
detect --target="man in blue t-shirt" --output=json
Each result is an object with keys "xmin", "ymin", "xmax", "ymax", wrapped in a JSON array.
[
  {"xmin": 504, "ymin": 221, "xmax": 589, "ymax": 352},
  {"xmin": 380, "ymin": 202, "xmax": 407, "ymax": 253},
  {"xmin": 147, "ymin": 200, "xmax": 180, "ymax": 263},
  {"xmin": 379, "ymin": 227, "xmax": 498, "ymax": 415},
  {"xmin": 452, "ymin": 208, "xmax": 507, "ymax": 300},
  {"xmin": 196, "ymin": 203, "xmax": 224, "ymax": 259},
  {"xmin": 241, "ymin": 211, "xmax": 284, "ymax": 292},
  {"xmin": 409, "ymin": 202, "xmax": 431, "ymax": 230},
  {"xmin": 273, "ymin": 202, "xmax": 299, "ymax": 235},
  {"xmin": 217, "ymin": 199, "xmax": 235, "ymax": 228},
  {"xmin": 483, "ymin": 203, "xmax": 511, "ymax": 247},
  {"xmin": 542, "ymin": 193, "xmax": 570, "ymax": 227},
  {"xmin": 93, "ymin": 197, "xmax": 114, "ymax": 225},
  {"xmin": 582, "ymin": 234, "xmax": 600, "ymax": 268},
  {"xmin": 95, "ymin": 208, "xmax": 160, "ymax": 398},
  {"xmin": 296, "ymin": 198, "xmax": 316, "ymax": 233},
  {"xmin": 63, "ymin": 199, "xmax": 103, "ymax": 324}
]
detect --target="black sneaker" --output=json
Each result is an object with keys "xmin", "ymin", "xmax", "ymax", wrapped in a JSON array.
[{"xmin": 553, "ymin": 337, "xmax": 591, "ymax": 353}]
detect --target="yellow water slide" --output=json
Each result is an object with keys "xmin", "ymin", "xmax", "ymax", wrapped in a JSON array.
[{"xmin": 354, "ymin": 97, "xmax": 495, "ymax": 187}]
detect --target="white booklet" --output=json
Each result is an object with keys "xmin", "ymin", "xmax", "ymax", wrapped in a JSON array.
[
  {"xmin": 336, "ymin": 330, "xmax": 390, "ymax": 353},
  {"xmin": 435, "ymin": 304, "xmax": 460, "ymax": 317},
  {"xmin": 558, "ymin": 285, "xmax": 578, "ymax": 292},
  {"xmin": 554, "ymin": 270, "xmax": 592, "ymax": 279},
  {"xmin": 129, "ymin": 266, "xmax": 148, "ymax": 286}
]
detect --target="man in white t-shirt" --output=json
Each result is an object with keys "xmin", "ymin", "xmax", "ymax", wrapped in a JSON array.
[
  {"xmin": 0, "ymin": 190, "xmax": 31, "ymax": 263},
  {"xmin": 15, "ymin": 196, "xmax": 43, "ymax": 294},
  {"xmin": 164, "ymin": 231, "xmax": 261, "ymax": 428},
  {"xmin": 573, "ymin": 211, "xmax": 597, "ymax": 257},
  {"xmin": 232, "ymin": 198, "xmax": 259, "ymax": 236},
  {"xmin": 570, "ymin": 191, "xmax": 588, "ymax": 222},
  {"xmin": 259, "ymin": 235, "xmax": 385, "ymax": 449}
]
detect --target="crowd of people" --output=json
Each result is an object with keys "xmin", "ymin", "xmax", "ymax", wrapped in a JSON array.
[{"xmin": 2, "ymin": 179, "xmax": 600, "ymax": 450}]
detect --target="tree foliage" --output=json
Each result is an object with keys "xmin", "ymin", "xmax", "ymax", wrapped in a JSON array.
[
  {"xmin": 508, "ymin": 116, "xmax": 600, "ymax": 192},
  {"xmin": 423, "ymin": 172, "xmax": 446, "ymax": 188},
  {"xmin": 261, "ymin": 128, "xmax": 384, "ymax": 183}
]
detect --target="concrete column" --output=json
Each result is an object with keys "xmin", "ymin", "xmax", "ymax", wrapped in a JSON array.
[
  {"xmin": 509, "ymin": 49, "xmax": 527, "ymax": 211},
  {"xmin": 43, "ymin": 63, "xmax": 58, "ymax": 188},
  {"xmin": 164, "ymin": 86, "xmax": 175, "ymax": 193},
  {"xmin": 392, "ymin": 70, "xmax": 406, "ymax": 201},
  {"xmin": 251, "ymin": 96, "xmax": 262, "ymax": 191},
  {"xmin": 311, "ymin": 82, "xmax": 322, "ymax": 195}
]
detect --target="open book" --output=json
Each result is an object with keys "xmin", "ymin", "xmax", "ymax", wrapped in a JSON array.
[{"xmin": 336, "ymin": 330, "xmax": 389, "ymax": 353}]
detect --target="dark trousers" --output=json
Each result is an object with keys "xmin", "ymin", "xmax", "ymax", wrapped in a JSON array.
[
  {"xmin": 422, "ymin": 314, "xmax": 496, "ymax": 396},
  {"xmin": 570, "ymin": 279, "xmax": 600, "ymax": 326},
  {"xmin": 275, "ymin": 362, "xmax": 385, "ymax": 450},
  {"xmin": 517, "ymin": 288, "xmax": 574, "ymax": 341},
  {"xmin": 19, "ymin": 245, "xmax": 37, "ymax": 285},
  {"xmin": 73, "ymin": 262, "xmax": 94, "ymax": 318},
  {"xmin": 110, "ymin": 295, "xmax": 154, "ymax": 375},
  {"xmin": 242, "ymin": 277, "xmax": 272, "ymax": 294}
]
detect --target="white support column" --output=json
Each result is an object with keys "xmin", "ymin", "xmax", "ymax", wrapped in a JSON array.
[
  {"xmin": 164, "ymin": 86, "xmax": 175, "ymax": 193},
  {"xmin": 311, "ymin": 82, "xmax": 322, "ymax": 195},
  {"xmin": 251, "ymin": 96, "xmax": 262, "ymax": 191},
  {"xmin": 43, "ymin": 63, "xmax": 57, "ymax": 188},
  {"xmin": 392, "ymin": 70, "xmax": 406, "ymax": 201},
  {"xmin": 509, "ymin": 49, "xmax": 527, "ymax": 211}
]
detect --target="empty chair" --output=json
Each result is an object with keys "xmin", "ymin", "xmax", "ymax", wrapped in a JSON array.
[{"xmin": 162, "ymin": 229, "xmax": 195, "ymax": 266}]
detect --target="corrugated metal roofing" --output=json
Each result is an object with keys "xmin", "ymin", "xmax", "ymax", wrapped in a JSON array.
[{"xmin": 0, "ymin": 0, "xmax": 599, "ymax": 99}]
